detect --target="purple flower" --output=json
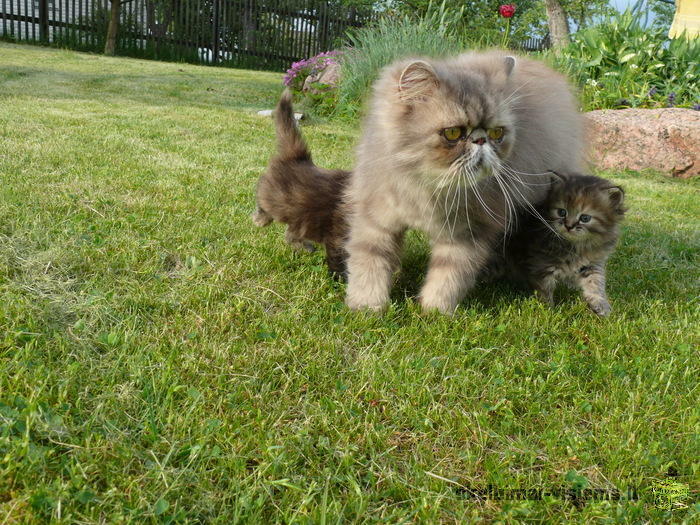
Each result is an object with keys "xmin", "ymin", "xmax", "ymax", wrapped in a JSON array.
[
  {"xmin": 667, "ymin": 92, "xmax": 676, "ymax": 107},
  {"xmin": 282, "ymin": 51, "xmax": 344, "ymax": 89},
  {"xmin": 693, "ymin": 104, "xmax": 700, "ymax": 111},
  {"xmin": 647, "ymin": 87, "xmax": 658, "ymax": 97}
]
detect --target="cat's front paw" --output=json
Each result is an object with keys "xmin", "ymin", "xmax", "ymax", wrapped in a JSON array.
[
  {"xmin": 588, "ymin": 300, "xmax": 612, "ymax": 317},
  {"xmin": 345, "ymin": 296, "xmax": 387, "ymax": 313},
  {"xmin": 419, "ymin": 294, "xmax": 457, "ymax": 315},
  {"xmin": 345, "ymin": 289, "xmax": 388, "ymax": 313}
]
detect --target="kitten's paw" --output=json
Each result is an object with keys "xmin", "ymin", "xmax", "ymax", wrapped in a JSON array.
[{"xmin": 589, "ymin": 300, "xmax": 612, "ymax": 317}]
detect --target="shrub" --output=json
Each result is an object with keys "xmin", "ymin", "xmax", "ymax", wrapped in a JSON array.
[
  {"xmin": 283, "ymin": 51, "xmax": 343, "ymax": 94},
  {"xmin": 545, "ymin": 9, "xmax": 700, "ymax": 111},
  {"xmin": 334, "ymin": 1, "xmax": 494, "ymax": 118}
]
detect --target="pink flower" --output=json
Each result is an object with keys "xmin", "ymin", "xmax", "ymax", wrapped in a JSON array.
[
  {"xmin": 499, "ymin": 4, "xmax": 516, "ymax": 18},
  {"xmin": 283, "ymin": 51, "xmax": 344, "ymax": 88}
]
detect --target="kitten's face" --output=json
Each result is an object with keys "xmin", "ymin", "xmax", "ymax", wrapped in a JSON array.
[
  {"xmin": 392, "ymin": 59, "xmax": 516, "ymax": 185},
  {"xmin": 546, "ymin": 174, "xmax": 625, "ymax": 244}
]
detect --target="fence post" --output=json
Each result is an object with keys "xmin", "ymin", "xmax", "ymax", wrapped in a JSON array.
[
  {"xmin": 38, "ymin": 0, "xmax": 49, "ymax": 42},
  {"xmin": 212, "ymin": 0, "xmax": 220, "ymax": 64}
]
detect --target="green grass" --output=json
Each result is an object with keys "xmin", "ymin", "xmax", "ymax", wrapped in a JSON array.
[{"xmin": 1, "ymin": 42, "xmax": 699, "ymax": 523}]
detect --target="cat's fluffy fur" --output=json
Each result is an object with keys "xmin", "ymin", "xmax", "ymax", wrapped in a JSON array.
[
  {"xmin": 489, "ymin": 171, "xmax": 625, "ymax": 315},
  {"xmin": 253, "ymin": 90, "xmax": 349, "ymax": 276},
  {"xmin": 344, "ymin": 51, "xmax": 585, "ymax": 313}
]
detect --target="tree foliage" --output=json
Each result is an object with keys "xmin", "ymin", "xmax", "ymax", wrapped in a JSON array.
[{"xmin": 370, "ymin": 0, "xmax": 619, "ymax": 39}]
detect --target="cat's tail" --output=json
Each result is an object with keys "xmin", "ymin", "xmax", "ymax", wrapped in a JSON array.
[{"xmin": 274, "ymin": 89, "xmax": 311, "ymax": 163}]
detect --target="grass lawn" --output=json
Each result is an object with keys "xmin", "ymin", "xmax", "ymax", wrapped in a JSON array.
[{"xmin": 0, "ymin": 42, "xmax": 698, "ymax": 523}]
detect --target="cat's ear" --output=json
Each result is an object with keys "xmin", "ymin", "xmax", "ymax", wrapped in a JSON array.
[
  {"xmin": 398, "ymin": 61, "xmax": 439, "ymax": 101},
  {"xmin": 504, "ymin": 56, "xmax": 516, "ymax": 77},
  {"xmin": 605, "ymin": 186, "xmax": 625, "ymax": 210}
]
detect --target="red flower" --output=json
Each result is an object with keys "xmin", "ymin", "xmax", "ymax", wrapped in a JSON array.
[{"xmin": 499, "ymin": 4, "xmax": 516, "ymax": 18}]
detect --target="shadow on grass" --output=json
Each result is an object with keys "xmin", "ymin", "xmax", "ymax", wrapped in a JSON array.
[
  {"xmin": 384, "ymin": 216, "xmax": 698, "ymax": 312},
  {"xmin": 0, "ymin": 63, "xmax": 282, "ymax": 113}
]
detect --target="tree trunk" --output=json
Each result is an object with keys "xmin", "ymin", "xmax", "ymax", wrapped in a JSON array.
[
  {"xmin": 104, "ymin": 0, "xmax": 120, "ymax": 55},
  {"xmin": 544, "ymin": 0, "xmax": 570, "ymax": 51}
]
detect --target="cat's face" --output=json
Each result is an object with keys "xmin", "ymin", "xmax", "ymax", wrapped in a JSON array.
[
  {"xmin": 391, "ymin": 59, "xmax": 516, "ymax": 185},
  {"xmin": 546, "ymin": 173, "xmax": 625, "ymax": 243}
]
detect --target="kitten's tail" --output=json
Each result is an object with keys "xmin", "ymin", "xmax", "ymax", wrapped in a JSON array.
[{"xmin": 274, "ymin": 89, "xmax": 311, "ymax": 162}]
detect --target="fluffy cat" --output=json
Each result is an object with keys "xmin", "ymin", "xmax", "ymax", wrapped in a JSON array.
[
  {"xmin": 487, "ymin": 171, "xmax": 626, "ymax": 316},
  {"xmin": 344, "ymin": 51, "xmax": 585, "ymax": 313},
  {"xmin": 253, "ymin": 90, "xmax": 349, "ymax": 277}
]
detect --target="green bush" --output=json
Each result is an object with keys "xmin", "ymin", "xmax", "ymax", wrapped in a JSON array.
[
  {"xmin": 333, "ymin": 2, "xmax": 495, "ymax": 118},
  {"xmin": 545, "ymin": 10, "xmax": 700, "ymax": 111}
]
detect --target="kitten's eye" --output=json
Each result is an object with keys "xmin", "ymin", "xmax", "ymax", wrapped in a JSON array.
[
  {"xmin": 579, "ymin": 214, "xmax": 592, "ymax": 223},
  {"xmin": 488, "ymin": 127, "xmax": 504, "ymax": 140},
  {"xmin": 442, "ymin": 127, "xmax": 464, "ymax": 141},
  {"xmin": 557, "ymin": 209, "xmax": 567, "ymax": 218}
]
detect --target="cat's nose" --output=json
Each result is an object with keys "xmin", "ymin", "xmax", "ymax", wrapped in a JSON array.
[{"xmin": 472, "ymin": 137, "xmax": 486, "ymax": 146}]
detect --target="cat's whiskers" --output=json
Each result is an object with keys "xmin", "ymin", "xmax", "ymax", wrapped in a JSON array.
[
  {"xmin": 487, "ymin": 153, "xmax": 518, "ymax": 234},
  {"xmin": 464, "ymin": 164, "xmax": 501, "ymax": 224},
  {"xmin": 436, "ymin": 167, "xmax": 460, "ymax": 239},
  {"xmin": 459, "ymin": 168, "xmax": 477, "ymax": 246},
  {"xmin": 493, "ymin": 171, "xmax": 517, "ymax": 233},
  {"xmin": 425, "ymin": 169, "xmax": 453, "ymax": 230},
  {"xmin": 450, "ymin": 158, "xmax": 469, "ymax": 239},
  {"xmin": 498, "ymin": 78, "xmax": 535, "ymax": 109},
  {"xmin": 501, "ymin": 163, "xmax": 556, "ymax": 179},
  {"xmin": 495, "ymin": 164, "xmax": 562, "ymax": 238}
]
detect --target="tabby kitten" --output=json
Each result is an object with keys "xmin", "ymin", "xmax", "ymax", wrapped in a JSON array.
[
  {"xmin": 497, "ymin": 172, "xmax": 626, "ymax": 316},
  {"xmin": 344, "ymin": 51, "xmax": 585, "ymax": 313},
  {"xmin": 253, "ymin": 90, "xmax": 350, "ymax": 277}
]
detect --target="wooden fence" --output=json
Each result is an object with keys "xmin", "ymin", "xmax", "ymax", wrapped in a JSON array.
[{"xmin": 0, "ymin": 0, "xmax": 375, "ymax": 70}]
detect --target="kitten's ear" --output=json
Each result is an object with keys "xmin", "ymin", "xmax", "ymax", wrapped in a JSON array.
[
  {"xmin": 398, "ymin": 61, "xmax": 439, "ymax": 101},
  {"xmin": 548, "ymin": 170, "xmax": 567, "ymax": 184},
  {"xmin": 605, "ymin": 186, "xmax": 625, "ymax": 210},
  {"xmin": 504, "ymin": 56, "xmax": 516, "ymax": 77}
]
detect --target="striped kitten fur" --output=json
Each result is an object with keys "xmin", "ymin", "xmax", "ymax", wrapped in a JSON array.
[
  {"xmin": 489, "ymin": 171, "xmax": 626, "ymax": 316},
  {"xmin": 252, "ymin": 90, "xmax": 350, "ymax": 277}
]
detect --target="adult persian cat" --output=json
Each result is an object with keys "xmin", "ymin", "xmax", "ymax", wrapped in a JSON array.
[{"xmin": 344, "ymin": 51, "xmax": 585, "ymax": 313}]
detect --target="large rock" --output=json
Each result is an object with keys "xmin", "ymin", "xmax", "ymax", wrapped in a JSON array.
[
  {"xmin": 585, "ymin": 108, "xmax": 699, "ymax": 178},
  {"xmin": 302, "ymin": 61, "xmax": 341, "ymax": 94}
]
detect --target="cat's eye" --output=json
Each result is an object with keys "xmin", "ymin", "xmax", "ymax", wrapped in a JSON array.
[
  {"xmin": 557, "ymin": 209, "xmax": 567, "ymax": 218},
  {"xmin": 442, "ymin": 126, "xmax": 464, "ymax": 141},
  {"xmin": 579, "ymin": 214, "xmax": 592, "ymax": 223},
  {"xmin": 488, "ymin": 127, "xmax": 504, "ymax": 140}
]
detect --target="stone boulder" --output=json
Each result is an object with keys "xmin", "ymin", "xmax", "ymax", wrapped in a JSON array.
[
  {"xmin": 302, "ymin": 61, "xmax": 341, "ymax": 94},
  {"xmin": 585, "ymin": 108, "xmax": 699, "ymax": 178}
]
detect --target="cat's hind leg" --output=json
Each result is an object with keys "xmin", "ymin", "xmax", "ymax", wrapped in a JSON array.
[
  {"xmin": 285, "ymin": 228, "xmax": 316, "ymax": 252},
  {"xmin": 419, "ymin": 241, "xmax": 489, "ymax": 314},
  {"xmin": 531, "ymin": 272, "xmax": 556, "ymax": 306},
  {"xmin": 252, "ymin": 206, "xmax": 273, "ymax": 227}
]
